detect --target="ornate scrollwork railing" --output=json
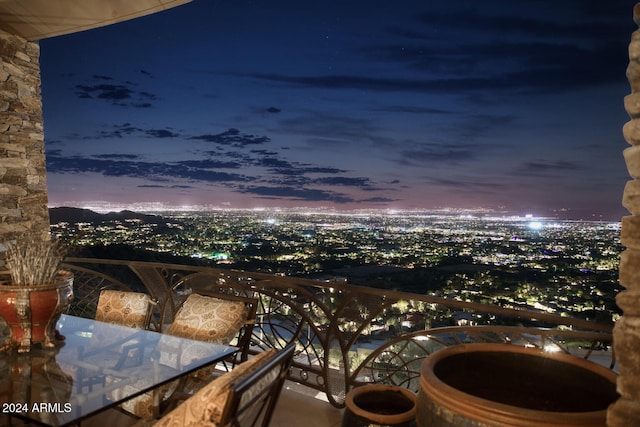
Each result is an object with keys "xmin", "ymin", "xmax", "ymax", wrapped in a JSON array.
[{"xmin": 62, "ymin": 258, "xmax": 615, "ymax": 408}]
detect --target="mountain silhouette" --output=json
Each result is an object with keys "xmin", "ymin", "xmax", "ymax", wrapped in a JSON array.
[{"xmin": 49, "ymin": 207, "xmax": 164, "ymax": 224}]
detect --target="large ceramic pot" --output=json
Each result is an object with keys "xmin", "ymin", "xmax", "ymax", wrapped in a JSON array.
[
  {"xmin": 417, "ymin": 343, "xmax": 618, "ymax": 427},
  {"xmin": 343, "ymin": 384, "xmax": 417, "ymax": 427},
  {"xmin": 0, "ymin": 271, "xmax": 73, "ymax": 352}
]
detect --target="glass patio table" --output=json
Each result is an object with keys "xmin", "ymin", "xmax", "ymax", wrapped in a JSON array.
[{"xmin": 0, "ymin": 314, "xmax": 238, "ymax": 426}]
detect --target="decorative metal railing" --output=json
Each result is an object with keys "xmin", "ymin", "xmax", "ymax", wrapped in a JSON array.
[{"xmin": 62, "ymin": 258, "xmax": 615, "ymax": 408}]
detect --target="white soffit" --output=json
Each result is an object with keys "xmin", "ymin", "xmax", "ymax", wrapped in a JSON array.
[{"xmin": 0, "ymin": 0, "xmax": 191, "ymax": 41}]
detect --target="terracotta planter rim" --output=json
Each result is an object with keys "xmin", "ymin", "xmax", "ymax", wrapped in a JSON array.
[
  {"xmin": 345, "ymin": 383, "xmax": 416, "ymax": 425},
  {"xmin": 420, "ymin": 343, "xmax": 617, "ymax": 426}
]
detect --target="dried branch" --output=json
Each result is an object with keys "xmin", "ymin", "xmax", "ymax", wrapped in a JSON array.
[{"xmin": 4, "ymin": 235, "xmax": 66, "ymax": 286}]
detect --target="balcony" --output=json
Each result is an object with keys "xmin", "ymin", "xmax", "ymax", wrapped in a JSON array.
[{"xmin": 56, "ymin": 257, "xmax": 614, "ymax": 425}]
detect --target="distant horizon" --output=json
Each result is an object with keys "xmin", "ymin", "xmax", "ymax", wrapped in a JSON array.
[{"xmin": 47, "ymin": 201, "xmax": 626, "ymax": 222}]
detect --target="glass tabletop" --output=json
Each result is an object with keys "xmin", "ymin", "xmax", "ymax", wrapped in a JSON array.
[{"xmin": 0, "ymin": 314, "xmax": 237, "ymax": 426}]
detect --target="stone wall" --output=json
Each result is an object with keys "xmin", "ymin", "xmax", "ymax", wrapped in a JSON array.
[
  {"xmin": 0, "ymin": 28, "xmax": 49, "ymax": 269},
  {"xmin": 608, "ymin": 4, "xmax": 640, "ymax": 426}
]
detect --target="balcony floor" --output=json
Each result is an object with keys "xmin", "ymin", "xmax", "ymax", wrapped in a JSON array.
[
  {"xmin": 270, "ymin": 383, "xmax": 344, "ymax": 427},
  {"xmin": 4, "ymin": 381, "xmax": 344, "ymax": 426}
]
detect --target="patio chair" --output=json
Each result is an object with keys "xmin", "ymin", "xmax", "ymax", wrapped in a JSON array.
[
  {"xmin": 165, "ymin": 290, "xmax": 258, "ymax": 366},
  {"xmin": 111, "ymin": 291, "xmax": 259, "ymax": 419},
  {"xmin": 72, "ymin": 290, "xmax": 156, "ymax": 393},
  {"xmin": 153, "ymin": 343, "xmax": 296, "ymax": 427},
  {"xmin": 95, "ymin": 289, "xmax": 156, "ymax": 329}
]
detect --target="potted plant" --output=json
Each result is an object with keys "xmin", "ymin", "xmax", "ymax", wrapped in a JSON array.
[{"xmin": 0, "ymin": 234, "xmax": 73, "ymax": 352}]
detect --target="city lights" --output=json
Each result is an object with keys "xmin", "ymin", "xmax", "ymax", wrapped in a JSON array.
[{"xmin": 50, "ymin": 207, "xmax": 623, "ymax": 323}]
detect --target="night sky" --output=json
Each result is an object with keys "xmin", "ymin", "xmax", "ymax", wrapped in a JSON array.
[{"xmin": 39, "ymin": 0, "xmax": 635, "ymax": 220}]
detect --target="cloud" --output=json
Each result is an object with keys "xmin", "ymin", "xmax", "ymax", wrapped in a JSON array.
[
  {"xmin": 371, "ymin": 105, "xmax": 454, "ymax": 115},
  {"xmin": 274, "ymin": 113, "xmax": 391, "ymax": 148},
  {"xmin": 146, "ymin": 129, "xmax": 180, "ymax": 138},
  {"xmin": 249, "ymin": 155, "xmax": 348, "ymax": 178},
  {"xmin": 70, "ymin": 123, "xmax": 181, "ymax": 140},
  {"xmin": 240, "ymin": 4, "xmax": 628, "ymax": 98},
  {"xmin": 138, "ymin": 184, "xmax": 193, "ymax": 189},
  {"xmin": 250, "ymin": 149, "xmax": 280, "ymax": 156},
  {"xmin": 423, "ymin": 175, "xmax": 508, "ymax": 195},
  {"xmin": 74, "ymin": 75, "xmax": 159, "ymax": 108},
  {"xmin": 47, "ymin": 121, "xmax": 392, "ymax": 204},
  {"xmin": 239, "ymin": 185, "xmax": 355, "ymax": 203},
  {"xmin": 177, "ymin": 159, "xmax": 242, "ymax": 169},
  {"xmin": 93, "ymin": 154, "xmax": 140, "ymax": 160},
  {"xmin": 516, "ymin": 160, "xmax": 583, "ymax": 177},
  {"xmin": 252, "ymin": 36, "xmax": 624, "ymax": 96},
  {"xmin": 414, "ymin": 5, "xmax": 625, "ymax": 43},
  {"xmin": 243, "ymin": 72, "xmax": 467, "ymax": 93},
  {"xmin": 86, "ymin": 123, "xmax": 180, "ymax": 139},
  {"xmin": 76, "ymin": 84, "xmax": 133, "ymax": 100},
  {"xmin": 105, "ymin": 123, "xmax": 141, "ymax": 137},
  {"xmin": 361, "ymin": 196, "xmax": 398, "ymax": 203},
  {"xmin": 294, "ymin": 166, "xmax": 346, "ymax": 174},
  {"xmin": 255, "ymin": 157, "xmax": 293, "ymax": 169},
  {"xmin": 46, "ymin": 154, "xmax": 250, "ymax": 184},
  {"xmin": 190, "ymin": 128, "xmax": 270, "ymax": 147},
  {"xmin": 246, "ymin": 68, "xmax": 615, "ymax": 98},
  {"xmin": 398, "ymin": 143, "xmax": 478, "ymax": 166},
  {"xmin": 398, "ymin": 6, "xmax": 628, "ymax": 91},
  {"xmin": 445, "ymin": 114, "xmax": 517, "ymax": 142},
  {"xmin": 313, "ymin": 176, "xmax": 372, "ymax": 187}
]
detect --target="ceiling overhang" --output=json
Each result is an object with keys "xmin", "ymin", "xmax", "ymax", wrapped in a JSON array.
[{"xmin": 0, "ymin": 0, "xmax": 191, "ymax": 41}]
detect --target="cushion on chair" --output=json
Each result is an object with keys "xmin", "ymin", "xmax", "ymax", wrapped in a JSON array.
[
  {"xmin": 96, "ymin": 290, "xmax": 153, "ymax": 329},
  {"xmin": 166, "ymin": 294, "xmax": 248, "ymax": 345},
  {"xmin": 153, "ymin": 349, "xmax": 276, "ymax": 427}
]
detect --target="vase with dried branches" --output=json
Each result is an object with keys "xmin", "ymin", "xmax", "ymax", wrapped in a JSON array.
[{"xmin": 0, "ymin": 234, "xmax": 73, "ymax": 352}]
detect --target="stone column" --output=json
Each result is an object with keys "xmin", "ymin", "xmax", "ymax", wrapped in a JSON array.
[
  {"xmin": 609, "ymin": 4, "xmax": 640, "ymax": 426},
  {"xmin": 0, "ymin": 29, "xmax": 49, "ymax": 269}
]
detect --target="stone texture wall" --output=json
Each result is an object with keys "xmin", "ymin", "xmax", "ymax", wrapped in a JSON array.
[
  {"xmin": 0, "ymin": 28, "xmax": 49, "ymax": 269},
  {"xmin": 608, "ymin": 4, "xmax": 640, "ymax": 426}
]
